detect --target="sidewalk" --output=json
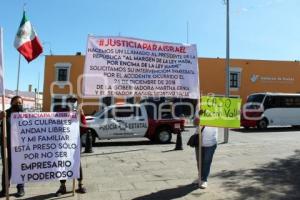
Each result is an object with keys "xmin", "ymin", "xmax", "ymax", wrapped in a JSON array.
[{"xmin": 1, "ymin": 127, "xmax": 300, "ymax": 200}]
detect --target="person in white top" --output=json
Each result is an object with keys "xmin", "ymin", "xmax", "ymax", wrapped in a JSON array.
[{"xmin": 194, "ymin": 110, "xmax": 218, "ymax": 189}]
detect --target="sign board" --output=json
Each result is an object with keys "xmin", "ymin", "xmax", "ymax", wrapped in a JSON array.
[
  {"xmin": 82, "ymin": 36, "xmax": 199, "ymax": 99},
  {"xmin": 11, "ymin": 112, "xmax": 80, "ymax": 183},
  {"xmin": 200, "ymin": 96, "xmax": 241, "ymax": 128}
]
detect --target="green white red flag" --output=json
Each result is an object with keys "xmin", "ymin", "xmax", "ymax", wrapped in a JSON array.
[{"xmin": 14, "ymin": 11, "xmax": 43, "ymax": 62}]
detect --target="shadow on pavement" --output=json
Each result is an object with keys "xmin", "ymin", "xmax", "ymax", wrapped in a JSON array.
[
  {"xmin": 232, "ymin": 127, "xmax": 300, "ymax": 133},
  {"xmin": 81, "ymin": 149, "xmax": 145, "ymax": 157},
  {"xmin": 161, "ymin": 149, "xmax": 181, "ymax": 153},
  {"xmin": 93, "ymin": 141, "xmax": 174, "ymax": 147},
  {"xmin": 212, "ymin": 150, "xmax": 300, "ymax": 200},
  {"xmin": 132, "ymin": 183, "xmax": 200, "ymax": 200},
  {"xmin": 18, "ymin": 193, "xmax": 57, "ymax": 200}
]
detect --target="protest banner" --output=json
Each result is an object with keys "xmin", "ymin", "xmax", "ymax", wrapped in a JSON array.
[
  {"xmin": 10, "ymin": 112, "xmax": 80, "ymax": 183},
  {"xmin": 82, "ymin": 36, "xmax": 199, "ymax": 99},
  {"xmin": 200, "ymin": 96, "xmax": 241, "ymax": 128}
]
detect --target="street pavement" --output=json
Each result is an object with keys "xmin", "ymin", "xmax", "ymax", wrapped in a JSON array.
[{"xmin": 1, "ymin": 127, "xmax": 300, "ymax": 200}]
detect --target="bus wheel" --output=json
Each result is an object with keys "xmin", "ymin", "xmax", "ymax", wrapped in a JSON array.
[{"xmin": 258, "ymin": 119, "xmax": 268, "ymax": 129}]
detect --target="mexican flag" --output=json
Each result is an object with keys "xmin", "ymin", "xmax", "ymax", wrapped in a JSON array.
[{"xmin": 14, "ymin": 11, "xmax": 43, "ymax": 62}]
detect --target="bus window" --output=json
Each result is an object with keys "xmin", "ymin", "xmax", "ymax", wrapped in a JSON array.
[
  {"xmin": 280, "ymin": 96, "xmax": 294, "ymax": 108},
  {"xmin": 294, "ymin": 97, "xmax": 300, "ymax": 107},
  {"xmin": 264, "ymin": 96, "xmax": 272, "ymax": 109},
  {"xmin": 264, "ymin": 96, "xmax": 280, "ymax": 109},
  {"xmin": 280, "ymin": 96, "xmax": 300, "ymax": 108}
]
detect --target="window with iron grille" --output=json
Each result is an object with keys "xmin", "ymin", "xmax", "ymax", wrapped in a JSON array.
[
  {"xmin": 57, "ymin": 68, "xmax": 68, "ymax": 81},
  {"xmin": 55, "ymin": 63, "xmax": 71, "ymax": 82},
  {"xmin": 230, "ymin": 72, "xmax": 240, "ymax": 88}
]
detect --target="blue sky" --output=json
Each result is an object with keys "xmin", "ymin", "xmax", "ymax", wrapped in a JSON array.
[{"xmin": 0, "ymin": 0, "xmax": 299, "ymax": 92}]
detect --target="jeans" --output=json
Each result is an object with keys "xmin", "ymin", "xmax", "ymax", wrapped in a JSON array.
[{"xmin": 195, "ymin": 144, "xmax": 217, "ymax": 182}]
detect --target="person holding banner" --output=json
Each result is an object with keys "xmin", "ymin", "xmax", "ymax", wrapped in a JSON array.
[
  {"xmin": 53, "ymin": 98, "xmax": 87, "ymax": 196},
  {"xmin": 0, "ymin": 96, "xmax": 25, "ymax": 197},
  {"xmin": 193, "ymin": 110, "xmax": 218, "ymax": 189}
]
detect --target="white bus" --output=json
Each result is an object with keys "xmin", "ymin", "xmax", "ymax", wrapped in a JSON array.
[{"xmin": 241, "ymin": 92, "xmax": 300, "ymax": 129}]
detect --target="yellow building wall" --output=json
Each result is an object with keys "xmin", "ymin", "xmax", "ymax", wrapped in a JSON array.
[
  {"xmin": 43, "ymin": 55, "xmax": 300, "ymax": 113},
  {"xmin": 43, "ymin": 55, "xmax": 125, "ymax": 114},
  {"xmin": 199, "ymin": 58, "xmax": 300, "ymax": 103}
]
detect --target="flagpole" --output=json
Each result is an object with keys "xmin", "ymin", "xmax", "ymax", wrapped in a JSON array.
[
  {"xmin": 1, "ymin": 27, "xmax": 10, "ymax": 200},
  {"xmin": 15, "ymin": 3, "xmax": 26, "ymax": 96},
  {"xmin": 186, "ymin": 21, "xmax": 189, "ymax": 44},
  {"xmin": 37, "ymin": 72, "xmax": 40, "ymax": 111},
  {"xmin": 16, "ymin": 54, "xmax": 21, "ymax": 95}
]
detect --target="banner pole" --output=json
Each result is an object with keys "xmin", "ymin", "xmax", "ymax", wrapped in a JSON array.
[
  {"xmin": 2, "ymin": 95, "xmax": 9, "ymax": 200},
  {"xmin": 72, "ymin": 179, "xmax": 75, "ymax": 196},
  {"xmin": 198, "ymin": 102, "xmax": 202, "ymax": 187},
  {"xmin": 1, "ymin": 27, "xmax": 9, "ymax": 200},
  {"xmin": 73, "ymin": 97, "xmax": 84, "ymax": 196}
]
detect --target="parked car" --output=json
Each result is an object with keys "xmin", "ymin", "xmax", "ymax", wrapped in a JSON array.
[{"xmin": 83, "ymin": 104, "xmax": 185, "ymax": 144}]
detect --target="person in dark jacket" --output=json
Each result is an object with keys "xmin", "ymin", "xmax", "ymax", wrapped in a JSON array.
[
  {"xmin": 53, "ymin": 98, "xmax": 87, "ymax": 196},
  {"xmin": 0, "ymin": 96, "xmax": 25, "ymax": 197}
]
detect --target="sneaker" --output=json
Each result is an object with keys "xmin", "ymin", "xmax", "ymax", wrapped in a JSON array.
[
  {"xmin": 199, "ymin": 181, "xmax": 208, "ymax": 189},
  {"xmin": 192, "ymin": 179, "xmax": 200, "ymax": 185},
  {"xmin": 75, "ymin": 185, "xmax": 87, "ymax": 194},
  {"xmin": 55, "ymin": 185, "xmax": 67, "ymax": 197},
  {"xmin": 16, "ymin": 187, "xmax": 25, "ymax": 197}
]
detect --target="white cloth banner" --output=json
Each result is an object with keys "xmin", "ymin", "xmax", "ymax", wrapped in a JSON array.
[
  {"xmin": 0, "ymin": 28, "xmax": 4, "ymax": 96},
  {"xmin": 82, "ymin": 36, "xmax": 199, "ymax": 99},
  {"xmin": 11, "ymin": 112, "xmax": 80, "ymax": 183}
]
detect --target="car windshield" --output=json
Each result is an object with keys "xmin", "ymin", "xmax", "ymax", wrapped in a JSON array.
[
  {"xmin": 247, "ymin": 94, "xmax": 265, "ymax": 103},
  {"xmin": 93, "ymin": 110, "xmax": 106, "ymax": 118}
]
